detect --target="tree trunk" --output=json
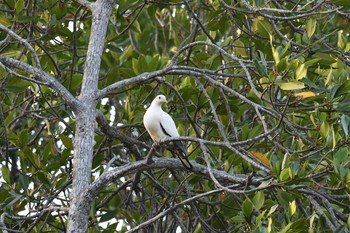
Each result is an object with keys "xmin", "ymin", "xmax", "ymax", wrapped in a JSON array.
[{"xmin": 67, "ymin": 1, "xmax": 114, "ymax": 232}]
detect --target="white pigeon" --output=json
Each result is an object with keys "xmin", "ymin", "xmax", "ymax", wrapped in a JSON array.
[{"xmin": 143, "ymin": 94, "xmax": 193, "ymax": 170}]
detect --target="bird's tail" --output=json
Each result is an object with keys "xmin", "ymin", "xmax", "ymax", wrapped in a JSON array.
[{"xmin": 173, "ymin": 141, "xmax": 193, "ymax": 170}]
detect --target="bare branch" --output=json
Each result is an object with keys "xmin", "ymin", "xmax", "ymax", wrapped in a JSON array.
[
  {"xmin": 83, "ymin": 157, "xmax": 265, "ymax": 206},
  {"xmin": 307, "ymin": 195, "xmax": 336, "ymax": 231},
  {"xmin": 1, "ymin": 207, "xmax": 69, "ymax": 233},
  {"xmin": 97, "ymin": 68, "xmax": 172, "ymax": 99},
  {"xmin": 0, "ymin": 62, "xmax": 47, "ymax": 85},
  {"xmin": 0, "ymin": 23, "xmax": 40, "ymax": 67},
  {"xmin": 0, "ymin": 56, "xmax": 81, "ymax": 112}
]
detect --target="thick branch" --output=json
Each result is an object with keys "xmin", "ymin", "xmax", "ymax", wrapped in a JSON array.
[
  {"xmin": 96, "ymin": 110, "xmax": 147, "ymax": 159},
  {"xmin": 67, "ymin": 0, "xmax": 116, "ymax": 232},
  {"xmin": 81, "ymin": 157, "xmax": 265, "ymax": 206}
]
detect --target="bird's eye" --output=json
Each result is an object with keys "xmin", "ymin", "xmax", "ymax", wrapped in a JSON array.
[{"xmin": 158, "ymin": 96, "xmax": 161, "ymax": 99}]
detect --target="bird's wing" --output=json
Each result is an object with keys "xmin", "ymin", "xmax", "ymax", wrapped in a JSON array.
[
  {"xmin": 170, "ymin": 143, "xmax": 193, "ymax": 170},
  {"xmin": 159, "ymin": 112, "xmax": 180, "ymax": 137},
  {"xmin": 159, "ymin": 112, "xmax": 193, "ymax": 170}
]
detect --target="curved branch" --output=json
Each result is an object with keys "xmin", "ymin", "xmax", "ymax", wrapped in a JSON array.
[
  {"xmin": 0, "ymin": 56, "xmax": 81, "ymax": 112},
  {"xmin": 0, "ymin": 23, "xmax": 40, "ymax": 67},
  {"xmin": 82, "ymin": 157, "xmax": 265, "ymax": 206},
  {"xmin": 97, "ymin": 67, "xmax": 173, "ymax": 99},
  {"xmin": 96, "ymin": 110, "xmax": 147, "ymax": 159}
]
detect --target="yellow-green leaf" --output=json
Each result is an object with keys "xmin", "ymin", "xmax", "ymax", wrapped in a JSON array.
[
  {"xmin": 331, "ymin": 125, "xmax": 336, "ymax": 150},
  {"xmin": 289, "ymin": 200, "xmax": 296, "ymax": 216},
  {"xmin": 268, "ymin": 204, "xmax": 279, "ymax": 216},
  {"xmin": 270, "ymin": 34, "xmax": 280, "ymax": 63},
  {"xmin": 279, "ymin": 82, "xmax": 305, "ymax": 90},
  {"xmin": 306, "ymin": 17, "xmax": 316, "ymax": 39},
  {"xmin": 15, "ymin": 0, "xmax": 24, "ymax": 14},
  {"xmin": 253, "ymin": 16, "xmax": 272, "ymax": 37},
  {"xmin": 296, "ymin": 63, "xmax": 307, "ymax": 80},
  {"xmin": 0, "ymin": 17, "xmax": 12, "ymax": 27},
  {"xmin": 268, "ymin": 217, "xmax": 272, "ymax": 233},
  {"xmin": 325, "ymin": 67, "xmax": 333, "ymax": 85},
  {"xmin": 320, "ymin": 121, "xmax": 329, "ymax": 139},
  {"xmin": 309, "ymin": 213, "xmax": 316, "ymax": 233}
]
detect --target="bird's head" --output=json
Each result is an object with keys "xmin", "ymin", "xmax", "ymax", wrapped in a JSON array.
[{"xmin": 152, "ymin": 94, "xmax": 168, "ymax": 105}]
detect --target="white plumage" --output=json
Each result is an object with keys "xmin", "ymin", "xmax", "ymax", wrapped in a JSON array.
[{"xmin": 143, "ymin": 95, "xmax": 192, "ymax": 170}]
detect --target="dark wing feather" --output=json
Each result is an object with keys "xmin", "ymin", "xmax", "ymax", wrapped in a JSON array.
[
  {"xmin": 160, "ymin": 123, "xmax": 192, "ymax": 170},
  {"xmin": 171, "ymin": 141, "xmax": 193, "ymax": 170}
]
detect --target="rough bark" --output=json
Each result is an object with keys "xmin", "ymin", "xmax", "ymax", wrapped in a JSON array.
[{"xmin": 66, "ymin": 0, "xmax": 115, "ymax": 232}]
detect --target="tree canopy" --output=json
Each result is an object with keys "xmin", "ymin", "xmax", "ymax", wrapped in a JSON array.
[{"xmin": 1, "ymin": 0, "xmax": 350, "ymax": 232}]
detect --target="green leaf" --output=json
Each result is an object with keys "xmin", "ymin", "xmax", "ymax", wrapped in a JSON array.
[
  {"xmin": 253, "ymin": 59, "xmax": 268, "ymax": 76},
  {"xmin": 1, "ymin": 48, "xmax": 23, "ymax": 58},
  {"xmin": 2, "ymin": 166, "xmax": 11, "ymax": 184},
  {"xmin": 19, "ymin": 173, "xmax": 30, "ymax": 190},
  {"xmin": 119, "ymin": 45, "xmax": 134, "ymax": 63},
  {"xmin": 281, "ymin": 218, "xmax": 307, "ymax": 233},
  {"xmin": 100, "ymin": 210, "xmax": 118, "ymax": 222},
  {"xmin": 252, "ymin": 191, "xmax": 265, "ymax": 210},
  {"xmin": 333, "ymin": 148, "xmax": 349, "ymax": 179},
  {"xmin": 132, "ymin": 58, "xmax": 139, "ymax": 75},
  {"xmin": 131, "ymin": 20, "xmax": 141, "ymax": 33},
  {"xmin": 267, "ymin": 204, "xmax": 279, "ymax": 216},
  {"xmin": 334, "ymin": 148, "xmax": 348, "ymax": 161},
  {"xmin": 300, "ymin": 77, "xmax": 318, "ymax": 88},
  {"xmin": 255, "ymin": 210, "xmax": 266, "ymax": 226},
  {"xmin": 279, "ymin": 168, "xmax": 291, "ymax": 181},
  {"xmin": 330, "ymin": 0, "xmax": 350, "ymax": 10},
  {"xmin": 320, "ymin": 121, "xmax": 329, "ymax": 138},
  {"xmin": 1, "ymin": 193, "xmax": 23, "ymax": 209},
  {"xmin": 277, "ymin": 57, "xmax": 289, "ymax": 73},
  {"xmin": 306, "ymin": 17, "xmax": 316, "ymax": 39},
  {"xmin": 0, "ymin": 17, "xmax": 12, "ymax": 27},
  {"xmin": 333, "ymin": 99, "xmax": 350, "ymax": 112},
  {"xmin": 36, "ymin": 171, "xmax": 51, "ymax": 186},
  {"xmin": 221, "ymin": 36, "xmax": 233, "ymax": 47},
  {"xmin": 59, "ymin": 134, "xmax": 73, "ymax": 150},
  {"xmin": 341, "ymin": 114, "xmax": 350, "ymax": 136},
  {"xmin": 230, "ymin": 216, "xmax": 246, "ymax": 223},
  {"xmin": 253, "ymin": 16, "xmax": 272, "ymax": 37},
  {"xmin": 281, "ymin": 41, "xmax": 291, "ymax": 57},
  {"xmin": 242, "ymin": 199, "xmax": 253, "ymax": 221},
  {"xmin": 19, "ymin": 130, "xmax": 29, "ymax": 146},
  {"xmin": 15, "ymin": 0, "xmax": 24, "ymax": 14}
]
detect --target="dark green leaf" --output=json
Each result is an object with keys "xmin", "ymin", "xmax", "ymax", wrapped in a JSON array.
[
  {"xmin": 59, "ymin": 134, "xmax": 73, "ymax": 150},
  {"xmin": 242, "ymin": 199, "xmax": 253, "ymax": 221}
]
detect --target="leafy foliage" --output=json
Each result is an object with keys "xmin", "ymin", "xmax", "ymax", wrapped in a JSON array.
[{"xmin": 0, "ymin": 0, "xmax": 350, "ymax": 232}]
